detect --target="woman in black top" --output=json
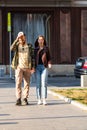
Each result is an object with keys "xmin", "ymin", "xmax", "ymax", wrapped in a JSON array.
[{"xmin": 34, "ymin": 35, "xmax": 52, "ymax": 105}]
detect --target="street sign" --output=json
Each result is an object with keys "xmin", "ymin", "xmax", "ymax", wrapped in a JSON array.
[
  {"xmin": 7, "ymin": 12, "xmax": 12, "ymax": 78},
  {"xmin": 7, "ymin": 12, "xmax": 11, "ymax": 32}
]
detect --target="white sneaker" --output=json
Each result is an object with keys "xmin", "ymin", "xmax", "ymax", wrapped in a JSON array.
[
  {"xmin": 43, "ymin": 99, "xmax": 47, "ymax": 105},
  {"xmin": 37, "ymin": 99, "xmax": 42, "ymax": 105}
]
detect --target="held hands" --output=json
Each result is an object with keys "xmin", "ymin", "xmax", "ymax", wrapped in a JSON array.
[
  {"xmin": 30, "ymin": 68, "xmax": 35, "ymax": 74},
  {"xmin": 30, "ymin": 64, "xmax": 52, "ymax": 74}
]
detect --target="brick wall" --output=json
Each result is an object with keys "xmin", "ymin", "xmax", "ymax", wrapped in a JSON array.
[
  {"xmin": 0, "ymin": 10, "xmax": 2, "ymax": 64},
  {"xmin": 81, "ymin": 10, "xmax": 87, "ymax": 57}
]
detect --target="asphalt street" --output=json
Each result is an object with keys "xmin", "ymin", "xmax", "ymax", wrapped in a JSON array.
[
  {"xmin": 0, "ymin": 75, "xmax": 86, "ymax": 130},
  {"xmin": 0, "ymin": 75, "xmax": 80, "ymax": 88},
  {"xmin": 48, "ymin": 76, "xmax": 80, "ymax": 87}
]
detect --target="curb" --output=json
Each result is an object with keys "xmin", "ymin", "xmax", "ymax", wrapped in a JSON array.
[
  {"xmin": 48, "ymin": 90, "xmax": 87, "ymax": 111},
  {"xmin": 48, "ymin": 74, "xmax": 74, "ymax": 77}
]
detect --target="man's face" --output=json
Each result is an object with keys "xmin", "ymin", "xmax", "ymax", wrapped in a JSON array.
[{"xmin": 18, "ymin": 35, "xmax": 26, "ymax": 45}]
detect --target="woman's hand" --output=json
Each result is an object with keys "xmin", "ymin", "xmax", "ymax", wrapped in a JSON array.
[{"xmin": 48, "ymin": 64, "xmax": 52, "ymax": 69}]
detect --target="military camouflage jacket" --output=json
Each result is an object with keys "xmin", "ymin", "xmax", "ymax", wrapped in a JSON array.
[{"xmin": 10, "ymin": 40, "xmax": 35, "ymax": 70}]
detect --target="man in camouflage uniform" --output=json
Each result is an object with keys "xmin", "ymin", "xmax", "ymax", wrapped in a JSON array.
[{"xmin": 10, "ymin": 32, "xmax": 35, "ymax": 106}]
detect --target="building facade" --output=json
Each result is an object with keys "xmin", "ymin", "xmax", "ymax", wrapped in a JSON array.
[{"xmin": 0, "ymin": 0, "xmax": 87, "ymax": 67}]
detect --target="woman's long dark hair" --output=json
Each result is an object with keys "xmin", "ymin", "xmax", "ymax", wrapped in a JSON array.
[{"xmin": 34, "ymin": 35, "xmax": 47, "ymax": 48}]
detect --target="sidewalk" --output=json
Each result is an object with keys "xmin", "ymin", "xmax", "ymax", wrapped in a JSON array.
[{"xmin": 0, "ymin": 76, "xmax": 87, "ymax": 130}]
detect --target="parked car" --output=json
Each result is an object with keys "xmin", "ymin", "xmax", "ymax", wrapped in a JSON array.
[{"xmin": 74, "ymin": 57, "xmax": 87, "ymax": 78}]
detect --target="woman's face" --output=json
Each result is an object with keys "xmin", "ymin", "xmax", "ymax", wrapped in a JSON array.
[{"xmin": 38, "ymin": 36, "xmax": 44, "ymax": 47}]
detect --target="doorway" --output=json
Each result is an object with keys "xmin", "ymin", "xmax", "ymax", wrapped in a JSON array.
[{"xmin": 12, "ymin": 13, "xmax": 51, "ymax": 46}]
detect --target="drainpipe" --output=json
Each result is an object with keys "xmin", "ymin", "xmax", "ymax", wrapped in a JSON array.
[{"xmin": 45, "ymin": 15, "xmax": 51, "ymax": 46}]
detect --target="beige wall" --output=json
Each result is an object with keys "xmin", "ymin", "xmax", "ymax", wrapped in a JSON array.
[{"xmin": 0, "ymin": 65, "xmax": 75, "ymax": 76}]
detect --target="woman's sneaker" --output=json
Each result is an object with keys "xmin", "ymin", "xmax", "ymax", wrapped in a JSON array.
[
  {"xmin": 16, "ymin": 98, "xmax": 21, "ymax": 106},
  {"xmin": 43, "ymin": 99, "xmax": 47, "ymax": 105},
  {"xmin": 37, "ymin": 99, "xmax": 42, "ymax": 105}
]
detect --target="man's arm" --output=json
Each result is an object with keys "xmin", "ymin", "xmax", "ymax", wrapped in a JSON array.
[{"xmin": 10, "ymin": 38, "xmax": 19, "ymax": 51}]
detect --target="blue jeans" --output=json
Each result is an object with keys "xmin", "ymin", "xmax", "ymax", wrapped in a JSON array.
[{"xmin": 35, "ymin": 65, "xmax": 48, "ymax": 99}]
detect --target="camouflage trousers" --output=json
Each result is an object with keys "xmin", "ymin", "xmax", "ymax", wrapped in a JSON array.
[{"xmin": 15, "ymin": 67, "xmax": 31, "ymax": 99}]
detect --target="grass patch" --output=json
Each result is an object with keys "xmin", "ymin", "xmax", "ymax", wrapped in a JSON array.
[{"xmin": 51, "ymin": 88, "xmax": 87, "ymax": 105}]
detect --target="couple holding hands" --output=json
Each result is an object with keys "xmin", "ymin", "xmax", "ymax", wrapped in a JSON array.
[{"xmin": 10, "ymin": 32, "xmax": 52, "ymax": 106}]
